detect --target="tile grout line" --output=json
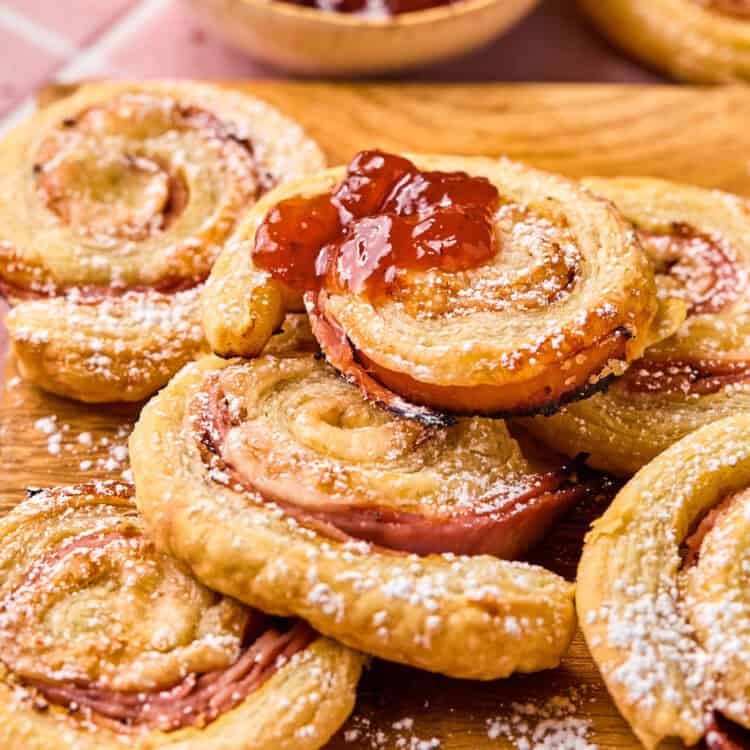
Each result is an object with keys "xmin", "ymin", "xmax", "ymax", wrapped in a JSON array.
[
  {"xmin": 57, "ymin": 0, "xmax": 172, "ymax": 81},
  {"xmin": 0, "ymin": 0, "xmax": 170, "ymax": 133},
  {"xmin": 0, "ymin": 5, "xmax": 77, "ymax": 58}
]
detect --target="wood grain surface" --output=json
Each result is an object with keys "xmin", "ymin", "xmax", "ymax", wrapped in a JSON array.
[{"xmin": 4, "ymin": 81, "xmax": 750, "ymax": 749}]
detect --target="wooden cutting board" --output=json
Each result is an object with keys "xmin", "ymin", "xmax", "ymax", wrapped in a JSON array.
[{"xmin": 4, "ymin": 81, "xmax": 750, "ymax": 749}]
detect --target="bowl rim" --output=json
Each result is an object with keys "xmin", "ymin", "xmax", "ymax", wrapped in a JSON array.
[{"xmin": 230, "ymin": 0, "xmax": 536, "ymax": 27}]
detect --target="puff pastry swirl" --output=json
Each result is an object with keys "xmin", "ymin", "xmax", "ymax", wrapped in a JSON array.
[
  {"xmin": 524, "ymin": 178, "xmax": 750, "ymax": 475},
  {"xmin": 578, "ymin": 414, "xmax": 750, "ymax": 749},
  {"xmin": 1, "ymin": 81, "xmax": 324, "ymax": 402},
  {"xmin": 129, "ymin": 350, "xmax": 580, "ymax": 680},
  {"xmin": 579, "ymin": 0, "xmax": 750, "ymax": 83},
  {"xmin": 0, "ymin": 482, "xmax": 363, "ymax": 750},
  {"xmin": 202, "ymin": 151, "xmax": 668, "ymax": 422}
]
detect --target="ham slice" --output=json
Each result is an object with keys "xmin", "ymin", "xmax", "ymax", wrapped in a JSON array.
[
  {"xmin": 198, "ymin": 371, "xmax": 594, "ymax": 560},
  {"xmin": 305, "ymin": 290, "xmax": 453, "ymax": 428},
  {"xmin": 621, "ymin": 358, "xmax": 750, "ymax": 397},
  {"xmin": 251, "ymin": 473, "xmax": 587, "ymax": 559},
  {"xmin": 11, "ymin": 529, "xmax": 316, "ymax": 732},
  {"xmin": 683, "ymin": 493, "xmax": 739, "ymax": 568},
  {"xmin": 28, "ymin": 617, "xmax": 315, "ymax": 731}
]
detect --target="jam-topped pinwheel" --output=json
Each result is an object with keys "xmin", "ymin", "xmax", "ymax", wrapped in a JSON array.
[
  {"xmin": 0, "ymin": 81, "xmax": 324, "ymax": 402},
  {"xmin": 202, "ymin": 151, "xmax": 674, "ymax": 424},
  {"xmin": 0, "ymin": 482, "xmax": 362, "ymax": 750},
  {"xmin": 525, "ymin": 178, "xmax": 750, "ymax": 475}
]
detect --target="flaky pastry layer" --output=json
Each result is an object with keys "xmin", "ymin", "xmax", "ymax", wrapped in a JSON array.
[
  {"xmin": 577, "ymin": 414, "xmax": 750, "ymax": 748},
  {"xmin": 579, "ymin": 0, "xmax": 750, "ymax": 83}
]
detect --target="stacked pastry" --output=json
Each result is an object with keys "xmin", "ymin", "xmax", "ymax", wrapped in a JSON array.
[
  {"xmin": 4, "ymin": 83, "xmax": 750, "ymax": 749},
  {"xmin": 524, "ymin": 178, "xmax": 750, "ymax": 474},
  {"xmin": 0, "ymin": 82, "xmax": 361, "ymax": 750},
  {"xmin": 527, "ymin": 179, "xmax": 750, "ymax": 746},
  {"xmin": 132, "ymin": 148, "xmax": 750, "ymax": 747}
]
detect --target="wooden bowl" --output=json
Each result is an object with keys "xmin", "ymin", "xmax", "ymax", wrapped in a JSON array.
[{"xmin": 187, "ymin": 0, "xmax": 540, "ymax": 76}]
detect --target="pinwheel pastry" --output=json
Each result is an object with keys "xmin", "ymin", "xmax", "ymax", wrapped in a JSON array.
[
  {"xmin": 579, "ymin": 0, "xmax": 750, "ymax": 83},
  {"xmin": 202, "ymin": 150, "xmax": 673, "ymax": 424},
  {"xmin": 524, "ymin": 177, "xmax": 750, "ymax": 475},
  {"xmin": 578, "ymin": 413, "xmax": 750, "ymax": 749},
  {"xmin": 0, "ymin": 80, "xmax": 324, "ymax": 403},
  {"xmin": 0, "ymin": 481, "xmax": 362, "ymax": 750},
  {"xmin": 129, "ymin": 346, "xmax": 592, "ymax": 680}
]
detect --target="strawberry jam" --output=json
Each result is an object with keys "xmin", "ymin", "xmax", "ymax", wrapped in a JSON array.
[
  {"xmin": 252, "ymin": 150, "xmax": 500, "ymax": 301},
  {"xmin": 278, "ymin": 0, "xmax": 454, "ymax": 15}
]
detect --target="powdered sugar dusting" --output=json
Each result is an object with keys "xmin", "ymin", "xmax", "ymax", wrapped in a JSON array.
[
  {"xmin": 579, "ymin": 415, "xmax": 750, "ymax": 745},
  {"xmin": 32, "ymin": 416, "xmax": 132, "ymax": 481},
  {"xmin": 343, "ymin": 714, "xmax": 441, "ymax": 749},
  {"xmin": 486, "ymin": 687, "xmax": 597, "ymax": 750}
]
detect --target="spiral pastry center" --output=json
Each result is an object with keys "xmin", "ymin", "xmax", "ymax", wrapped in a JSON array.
[
  {"xmin": 31, "ymin": 94, "xmax": 262, "ymax": 247},
  {"xmin": 36, "ymin": 143, "xmax": 187, "ymax": 241},
  {"xmin": 290, "ymin": 391, "xmax": 418, "ymax": 465},
  {"xmin": 615, "ymin": 224, "xmax": 750, "ymax": 396},
  {"xmin": 0, "ymin": 528, "xmax": 247, "ymax": 692},
  {"xmin": 6, "ymin": 90, "xmax": 267, "ymax": 299},
  {"xmin": 638, "ymin": 224, "xmax": 741, "ymax": 316},
  {"xmin": 190, "ymin": 355, "xmax": 591, "ymax": 558}
]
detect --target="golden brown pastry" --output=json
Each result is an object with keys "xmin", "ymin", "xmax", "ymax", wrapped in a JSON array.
[
  {"xmin": 202, "ymin": 150, "xmax": 673, "ymax": 423},
  {"xmin": 0, "ymin": 481, "xmax": 363, "ymax": 750},
  {"xmin": 579, "ymin": 0, "xmax": 750, "ymax": 83},
  {"xmin": 129, "ymin": 346, "xmax": 587, "ymax": 680},
  {"xmin": 524, "ymin": 177, "xmax": 750, "ymax": 475},
  {"xmin": 1, "ymin": 80, "xmax": 324, "ymax": 403},
  {"xmin": 578, "ymin": 413, "xmax": 750, "ymax": 749}
]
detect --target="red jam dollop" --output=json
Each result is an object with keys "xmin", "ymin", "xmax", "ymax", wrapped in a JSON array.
[
  {"xmin": 277, "ymin": 0, "xmax": 454, "ymax": 16},
  {"xmin": 252, "ymin": 150, "xmax": 500, "ymax": 301}
]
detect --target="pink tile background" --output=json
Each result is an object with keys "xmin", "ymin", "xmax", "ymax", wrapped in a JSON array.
[
  {"xmin": 4, "ymin": 0, "xmax": 139, "ymax": 45},
  {"xmin": 0, "ymin": 28, "xmax": 63, "ymax": 116},
  {"xmin": 0, "ymin": 0, "xmax": 661, "ymax": 123},
  {"xmin": 106, "ymin": 1, "xmax": 268, "ymax": 79}
]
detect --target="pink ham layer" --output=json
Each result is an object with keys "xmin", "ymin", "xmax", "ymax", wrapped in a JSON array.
[
  {"xmin": 198, "ymin": 367, "xmax": 593, "ymax": 561},
  {"xmin": 6, "ymin": 530, "xmax": 316, "ymax": 732}
]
